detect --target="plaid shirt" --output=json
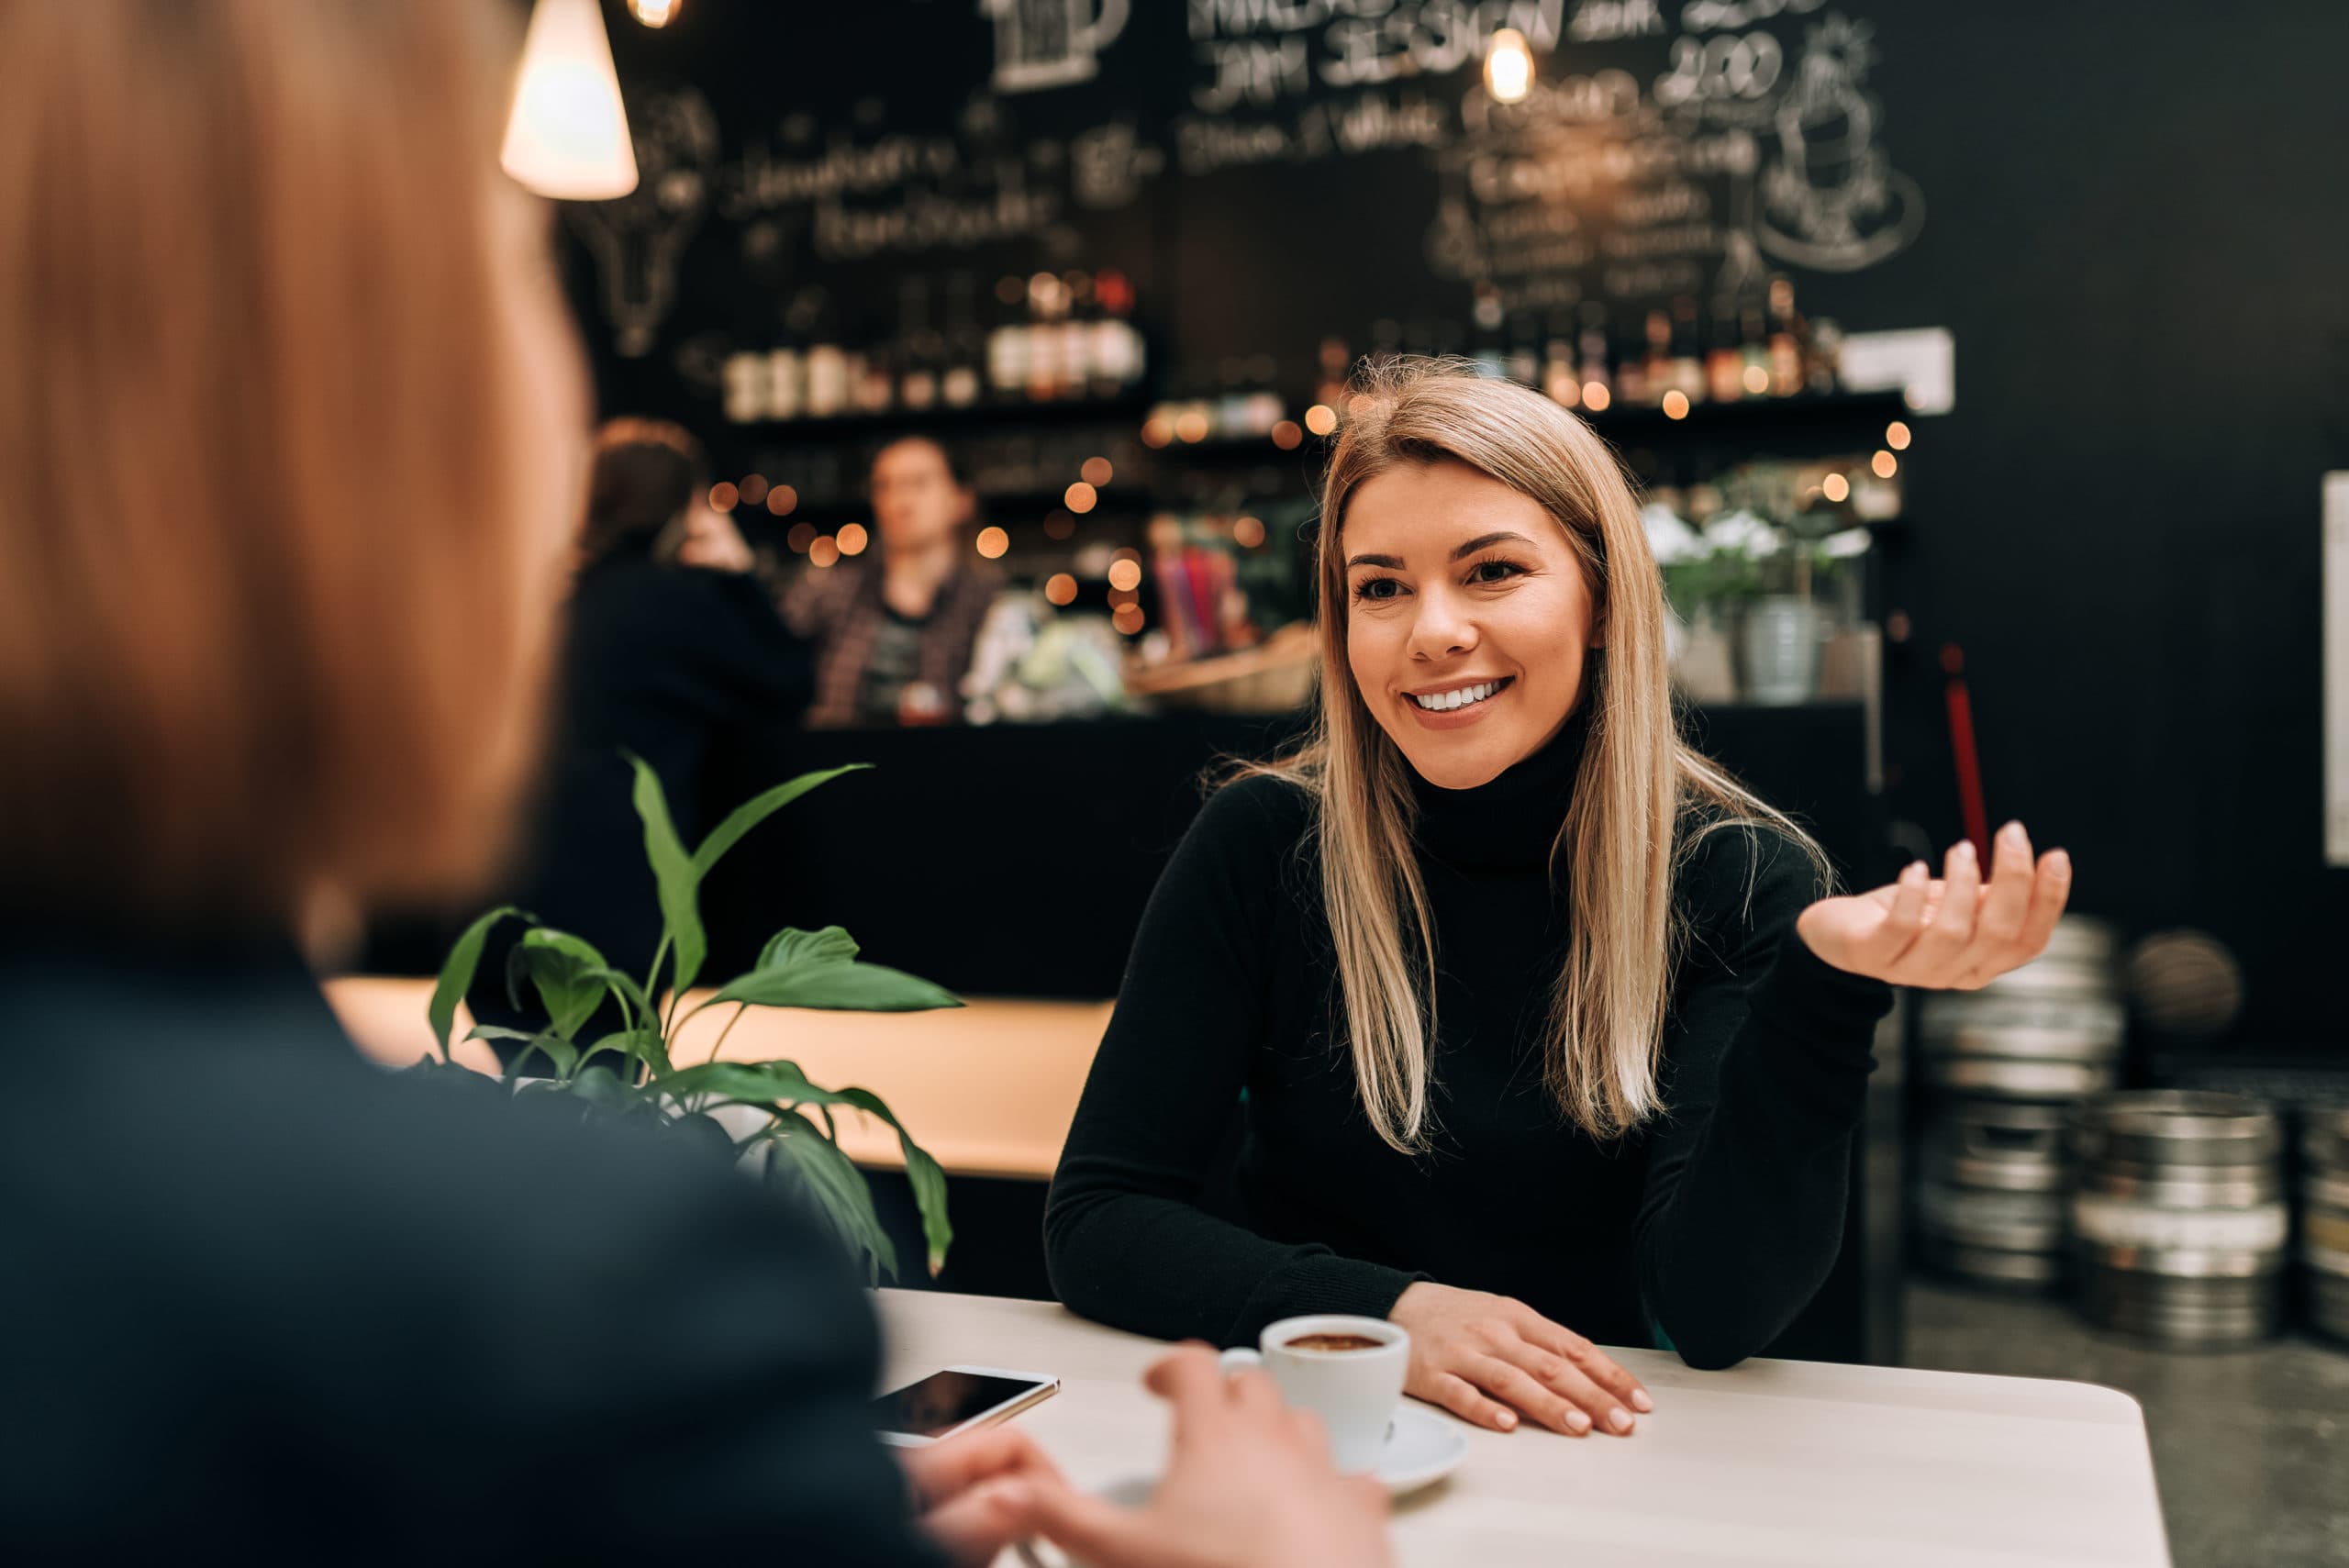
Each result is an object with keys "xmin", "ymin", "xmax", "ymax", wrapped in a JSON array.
[{"xmin": 778, "ymin": 559, "xmax": 999, "ymax": 728}]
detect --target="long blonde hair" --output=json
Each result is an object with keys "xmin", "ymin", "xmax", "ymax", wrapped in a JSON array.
[{"xmin": 1247, "ymin": 358, "xmax": 1824, "ymax": 1151}]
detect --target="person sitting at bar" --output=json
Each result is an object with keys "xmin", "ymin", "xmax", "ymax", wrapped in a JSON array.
[
  {"xmin": 1046, "ymin": 358, "xmax": 2074, "ymax": 1440},
  {"xmin": 0, "ymin": 6, "xmax": 1386, "ymax": 1564},
  {"xmin": 784, "ymin": 436, "xmax": 999, "ymax": 727},
  {"xmin": 485, "ymin": 417, "xmax": 809, "ymax": 1010}
]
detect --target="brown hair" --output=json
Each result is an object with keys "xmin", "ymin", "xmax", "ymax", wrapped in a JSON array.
[
  {"xmin": 0, "ymin": 0, "xmax": 564, "ymax": 929},
  {"xmin": 582, "ymin": 418, "xmax": 708, "ymax": 566},
  {"xmin": 1242, "ymin": 359, "xmax": 1825, "ymax": 1147}
]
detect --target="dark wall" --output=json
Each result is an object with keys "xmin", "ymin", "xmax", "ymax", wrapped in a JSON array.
[{"xmin": 561, "ymin": 2, "xmax": 2349, "ymax": 1047}]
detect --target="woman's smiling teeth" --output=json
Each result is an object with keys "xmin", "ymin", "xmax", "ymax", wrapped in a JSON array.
[{"xmin": 1410, "ymin": 677, "xmax": 1512, "ymax": 711}]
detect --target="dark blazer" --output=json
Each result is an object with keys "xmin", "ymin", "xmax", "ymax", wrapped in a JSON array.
[{"xmin": 0, "ymin": 932, "xmax": 941, "ymax": 1565}]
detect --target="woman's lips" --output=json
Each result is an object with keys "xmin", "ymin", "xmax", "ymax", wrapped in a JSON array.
[{"xmin": 1402, "ymin": 676, "xmax": 1513, "ymax": 730}]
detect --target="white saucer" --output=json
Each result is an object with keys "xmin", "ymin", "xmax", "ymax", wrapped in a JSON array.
[{"xmin": 1090, "ymin": 1402, "xmax": 1467, "ymax": 1503}]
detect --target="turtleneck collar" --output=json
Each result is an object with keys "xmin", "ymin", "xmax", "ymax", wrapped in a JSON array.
[{"xmin": 1406, "ymin": 700, "xmax": 1592, "ymax": 873}]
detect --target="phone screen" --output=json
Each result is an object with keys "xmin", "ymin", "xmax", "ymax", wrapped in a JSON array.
[{"xmin": 872, "ymin": 1370, "xmax": 1048, "ymax": 1439}]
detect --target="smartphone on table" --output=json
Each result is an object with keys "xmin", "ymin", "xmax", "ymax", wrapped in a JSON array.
[{"xmin": 872, "ymin": 1364, "xmax": 1060, "ymax": 1448}]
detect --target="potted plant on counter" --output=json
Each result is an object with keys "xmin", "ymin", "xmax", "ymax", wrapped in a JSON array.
[{"xmin": 414, "ymin": 757, "xmax": 959, "ymax": 1284}]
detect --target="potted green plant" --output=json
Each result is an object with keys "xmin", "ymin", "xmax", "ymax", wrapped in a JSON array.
[{"xmin": 414, "ymin": 756, "xmax": 958, "ymax": 1284}]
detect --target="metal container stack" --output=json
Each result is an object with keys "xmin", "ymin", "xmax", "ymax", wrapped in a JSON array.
[
  {"xmin": 2305, "ymin": 1107, "xmax": 2349, "ymax": 1342},
  {"xmin": 2071, "ymin": 1091, "xmax": 2288, "ymax": 1348},
  {"xmin": 1914, "ymin": 917, "xmax": 2122, "ymax": 1288}
]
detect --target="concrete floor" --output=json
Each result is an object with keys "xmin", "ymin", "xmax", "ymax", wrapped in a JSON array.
[{"xmin": 1903, "ymin": 1281, "xmax": 2349, "ymax": 1567}]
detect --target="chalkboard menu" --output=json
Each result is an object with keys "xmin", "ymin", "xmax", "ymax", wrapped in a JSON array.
[{"xmin": 574, "ymin": 1, "xmax": 1925, "ymax": 427}]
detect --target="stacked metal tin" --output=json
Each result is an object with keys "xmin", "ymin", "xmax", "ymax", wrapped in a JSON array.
[
  {"xmin": 2071, "ymin": 1091, "xmax": 2288, "ymax": 1348},
  {"xmin": 1914, "ymin": 917, "xmax": 2122, "ymax": 1288},
  {"xmin": 2305, "ymin": 1107, "xmax": 2349, "ymax": 1342}
]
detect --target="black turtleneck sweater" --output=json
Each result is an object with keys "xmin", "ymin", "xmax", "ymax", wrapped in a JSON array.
[{"xmin": 1043, "ymin": 713, "xmax": 1893, "ymax": 1370}]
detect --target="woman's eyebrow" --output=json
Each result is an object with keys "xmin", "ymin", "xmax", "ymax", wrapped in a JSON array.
[
  {"xmin": 1451, "ymin": 529, "xmax": 1535, "ymax": 560},
  {"xmin": 1344, "ymin": 551, "xmax": 1403, "ymax": 569}
]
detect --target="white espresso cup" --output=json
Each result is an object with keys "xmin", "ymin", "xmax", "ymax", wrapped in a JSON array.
[{"xmin": 1219, "ymin": 1314, "xmax": 1409, "ymax": 1473}]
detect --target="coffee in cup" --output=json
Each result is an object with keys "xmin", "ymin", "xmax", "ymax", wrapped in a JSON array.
[{"xmin": 1219, "ymin": 1314, "xmax": 1409, "ymax": 1473}]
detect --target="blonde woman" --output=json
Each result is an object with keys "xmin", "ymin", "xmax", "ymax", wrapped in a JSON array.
[{"xmin": 1046, "ymin": 358, "xmax": 2070, "ymax": 1440}]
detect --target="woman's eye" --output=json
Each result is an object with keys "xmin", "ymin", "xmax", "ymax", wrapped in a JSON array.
[
  {"xmin": 1467, "ymin": 559, "xmax": 1526, "ymax": 585},
  {"xmin": 1353, "ymin": 577, "xmax": 1403, "ymax": 603}
]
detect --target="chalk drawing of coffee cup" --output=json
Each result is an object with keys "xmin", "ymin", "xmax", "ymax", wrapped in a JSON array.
[
  {"xmin": 983, "ymin": 0, "xmax": 1129, "ymax": 95},
  {"xmin": 1755, "ymin": 15, "xmax": 1921, "ymax": 272},
  {"xmin": 567, "ymin": 88, "xmax": 720, "ymax": 357}
]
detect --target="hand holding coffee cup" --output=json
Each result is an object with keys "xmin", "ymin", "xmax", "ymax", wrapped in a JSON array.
[
  {"xmin": 1219, "ymin": 1315, "xmax": 1410, "ymax": 1473},
  {"xmin": 1388, "ymin": 1282, "xmax": 1650, "ymax": 1437}
]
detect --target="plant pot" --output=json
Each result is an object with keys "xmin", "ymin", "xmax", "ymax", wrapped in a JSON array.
[
  {"xmin": 1673, "ymin": 605, "xmax": 1739, "ymax": 705},
  {"xmin": 1739, "ymin": 595, "xmax": 1824, "ymax": 706}
]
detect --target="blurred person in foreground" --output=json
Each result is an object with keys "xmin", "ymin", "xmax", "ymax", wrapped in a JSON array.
[
  {"xmin": 0, "ymin": 6, "xmax": 1386, "ymax": 1566},
  {"xmin": 784, "ymin": 436, "xmax": 999, "ymax": 726}
]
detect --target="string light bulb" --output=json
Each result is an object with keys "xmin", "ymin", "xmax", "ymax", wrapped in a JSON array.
[
  {"xmin": 1485, "ymin": 28, "xmax": 1533, "ymax": 106},
  {"xmin": 628, "ymin": 0, "xmax": 678, "ymax": 24},
  {"xmin": 501, "ymin": 0, "xmax": 638, "ymax": 200}
]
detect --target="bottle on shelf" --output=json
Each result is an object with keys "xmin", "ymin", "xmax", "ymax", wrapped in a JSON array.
[
  {"xmin": 1315, "ymin": 334, "xmax": 1351, "ymax": 408},
  {"xmin": 1705, "ymin": 300, "xmax": 1745, "ymax": 405},
  {"xmin": 1806, "ymin": 317, "xmax": 1844, "ymax": 395},
  {"xmin": 896, "ymin": 275, "xmax": 938, "ymax": 413},
  {"xmin": 721, "ymin": 348, "xmax": 768, "ymax": 424},
  {"xmin": 986, "ymin": 274, "xmax": 1030, "ymax": 405},
  {"xmin": 1056, "ymin": 270, "xmax": 1094, "ymax": 403},
  {"xmin": 941, "ymin": 272, "xmax": 984, "ymax": 409},
  {"xmin": 1541, "ymin": 310, "xmax": 1579, "ymax": 407},
  {"xmin": 1642, "ymin": 308, "xmax": 1673, "ymax": 406},
  {"xmin": 1667, "ymin": 295, "xmax": 1706, "ymax": 404},
  {"xmin": 803, "ymin": 301, "xmax": 851, "ymax": 420},
  {"xmin": 1575, "ymin": 302, "xmax": 1612, "ymax": 408},
  {"xmin": 1025, "ymin": 272, "xmax": 1064, "ymax": 403},
  {"xmin": 1766, "ymin": 273, "xmax": 1805, "ymax": 397},
  {"xmin": 1470, "ymin": 285, "xmax": 1508, "ymax": 380},
  {"xmin": 1506, "ymin": 309, "xmax": 1542, "ymax": 386},
  {"xmin": 764, "ymin": 310, "xmax": 804, "ymax": 422},
  {"xmin": 1738, "ymin": 296, "xmax": 1771, "ymax": 398},
  {"xmin": 1091, "ymin": 268, "xmax": 1147, "ymax": 398},
  {"xmin": 851, "ymin": 311, "xmax": 893, "ymax": 415},
  {"xmin": 1612, "ymin": 317, "xmax": 1650, "ymax": 406}
]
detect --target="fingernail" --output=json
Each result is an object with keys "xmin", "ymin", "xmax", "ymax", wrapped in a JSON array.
[
  {"xmin": 1497, "ymin": 1408, "xmax": 1517, "ymax": 1430},
  {"xmin": 1631, "ymin": 1390, "xmax": 1653, "ymax": 1413},
  {"xmin": 1609, "ymin": 1408, "xmax": 1633, "ymax": 1432},
  {"xmin": 1566, "ymin": 1408, "xmax": 1590, "ymax": 1432},
  {"xmin": 2049, "ymin": 849, "xmax": 2072, "ymax": 876},
  {"xmin": 1999, "ymin": 820, "xmax": 2026, "ymax": 846},
  {"xmin": 1902, "ymin": 860, "xmax": 1928, "ymax": 883}
]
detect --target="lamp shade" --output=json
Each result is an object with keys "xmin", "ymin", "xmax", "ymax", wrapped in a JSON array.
[{"xmin": 501, "ymin": 0, "xmax": 638, "ymax": 201}]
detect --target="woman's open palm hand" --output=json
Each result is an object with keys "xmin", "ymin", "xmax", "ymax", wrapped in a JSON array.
[{"xmin": 1798, "ymin": 821, "xmax": 2072, "ymax": 991}]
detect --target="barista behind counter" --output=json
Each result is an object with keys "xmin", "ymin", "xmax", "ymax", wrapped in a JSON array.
[{"xmin": 782, "ymin": 436, "xmax": 999, "ymax": 728}]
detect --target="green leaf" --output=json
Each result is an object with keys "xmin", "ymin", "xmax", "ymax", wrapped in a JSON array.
[
  {"xmin": 711, "ymin": 962, "xmax": 962, "ymax": 1014},
  {"xmin": 578, "ymin": 1028, "xmax": 667, "ymax": 1079},
  {"xmin": 579, "ymin": 966, "xmax": 653, "ymax": 1029},
  {"xmin": 519, "ymin": 929, "xmax": 609, "ymax": 1041},
  {"xmin": 428, "ymin": 906, "xmax": 523, "ymax": 1060},
  {"xmin": 465, "ymin": 1023, "xmax": 577, "ymax": 1080},
  {"xmin": 663, "ymin": 1060, "xmax": 952, "ymax": 1276},
  {"xmin": 757, "ymin": 925, "xmax": 860, "ymax": 973},
  {"xmin": 762, "ymin": 1112, "xmax": 898, "ymax": 1284},
  {"xmin": 626, "ymin": 751, "xmax": 706, "ymax": 996},
  {"xmin": 690, "ymin": 765, "xmax": 870, "ymax": 880}
]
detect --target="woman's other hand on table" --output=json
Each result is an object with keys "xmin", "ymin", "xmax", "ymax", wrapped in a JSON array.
[
  {"xmin": 899, "ymin": 1426, "xmax": 1072, "ymax": 1568},
  {"xmin": 1388, "ymin": 1282, "xmax": 1650, "ymax": 1437},
  {"xmin": 1029, "ymin": 1343, "xmax": 1392, "ymax": 1568},
  {"xmin": 1798, "ymin": 822, "xmax": 2072, "ymax": 991}
]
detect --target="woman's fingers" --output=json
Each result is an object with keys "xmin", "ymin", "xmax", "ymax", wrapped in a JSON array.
[
  {"xmin": 1508, "ymin": 1309, "xmax": 1651, "ymax": 1413},
  {"xmin": 1956, "ymin": 822, "xmax": 2037, "ymax": 985},
  {"xmin": 1422, "ymin": 1370, "xmax": 1520, "ymax": 1433},
  {"xmin": 2018, "ymin": 848, "xmax": 2073, "ymax": 956},
  {"xmin": 1468, "ymin": 1355, "xmax": 1592, "ymax": 1435},
  {"xmin": 1889, "ymin": 840, "xmax": 1981, "ymax": 984}
]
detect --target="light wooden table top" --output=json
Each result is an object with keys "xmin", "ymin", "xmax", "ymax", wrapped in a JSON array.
[
  {"xmin": 877, "ymin": 1290, "xmax": 2172, "ymax": 1568},
  {"xmin": 326, "ymin": 976, "xmax": 1108, "ymax": 1179}
]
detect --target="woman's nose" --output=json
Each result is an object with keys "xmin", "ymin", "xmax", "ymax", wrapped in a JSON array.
[{"xmin": 1408, "ymin": 590, "xmax": 1477, "ymax": 659}]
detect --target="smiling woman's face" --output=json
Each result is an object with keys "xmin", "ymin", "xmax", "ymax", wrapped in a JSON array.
[{"xmin": 1342, "ymin": 458, "xmax": 1599, "ymax": 790}]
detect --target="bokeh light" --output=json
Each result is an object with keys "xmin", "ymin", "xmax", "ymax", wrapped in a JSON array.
[
  {"xmin": 1822, "ymin": 473, "xmax": 1851, "ymax": 503},
  {"xmin": 1662, "ymin": 390, "xmax": 1690, "ymax": 420},
  {"xmin": 1064, "ymin": 482, "xmax": 1097, "ymax": 514},
  {"xmin": 808, "ymin": 535, "xmax": 841, "ymax": 568},
  {"xmin": 975, "ymin": 526, "xmax": 1009, "ymax": 559},
  {"xmin": 1271, "ymin": 420, "xmax": 1303, "ymax": 450},
  {"xmin": 1081, "ymin": 456, "xmax": 1114, "ymax": 486},
  {"xmin": 1044, "ymin": 573, "xmax": 1078, "ymax": 606},
  {"xmin": 707, "ymin": 481, "xmax": 739, "ymax": 511},
  {"xmin": 766, "ymin": 484, "xmax": 798, "ymax": 517},
  {"xmin": 1872, "ymin": 450, "xmax": 1898, "ymax": 479},
  {"xmin": 1107, "ymin": 558, "xmax": 1142, "ymax": 592},
  {"xmin": 738, "ymin": 474, "xmax": 769, "ymax": 506},
  {"xmin": 1887, "ymin": 421, "xmax": 1913, "ymax": 450},
  {"xmin": 1303, "ymin": 404, "xmax": 1338, "ymax": 437},
  {"xmin": 785, "ymin": 521, "xmax": 817, "ymax": 552},
  {"xmin": 837, "ymin": 522, "xmax": 870, "ymax": 556},
  {"xmin": 1233, "ymin": 516, "xmax": 1266, "ymax": 550},
  {"xmin": 1112, "ymin": 603, "xmax": 1146, "ymax": 636}
]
